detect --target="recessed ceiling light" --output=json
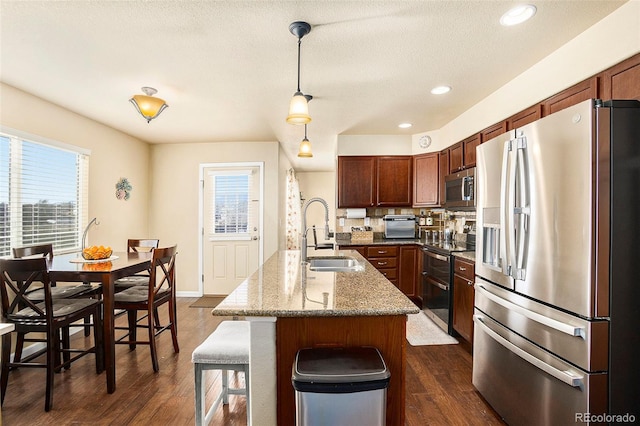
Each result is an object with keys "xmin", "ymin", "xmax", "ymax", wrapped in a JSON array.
[
  {"xmin": 500, "ymin": 4, "xmax": 537, "ymax": 26},
  {"xmin": 398, "ymin": 123, "xmax": 413, "ymax": 129},
  {"xmin": 431, "ymin": 86, "xmax": 451, "ymax": 95}
]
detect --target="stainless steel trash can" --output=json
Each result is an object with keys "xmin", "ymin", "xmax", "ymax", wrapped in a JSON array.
[{"xmin": 291, "ymin": 346, "xmax": 390, "ymax": 426}]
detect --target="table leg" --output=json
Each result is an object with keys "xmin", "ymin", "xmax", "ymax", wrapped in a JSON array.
[{"xmin": 102, "ymin": 273, "xmax": 116, "ymax": 393}]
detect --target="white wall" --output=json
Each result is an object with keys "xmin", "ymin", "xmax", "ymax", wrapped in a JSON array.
[
  {"xmin": 337, "ymin": 134, "xmax": 412, "ymax": 156},
  {"xmin": 148, "ymin": 141, "xmax": 280, "ymax": 294},
  {"xmin": 411, "ymin": 0, "xmax": 640, "ymax": 153},
  {"xmin": 297, "ymin": 172, "xmax": 336, "ymax": 241},
  {"xmin": 0, "ymin": 82, "xmax": 151, "ymax": 251}
]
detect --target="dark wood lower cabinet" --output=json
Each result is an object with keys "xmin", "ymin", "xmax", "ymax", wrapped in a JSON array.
[
  {"xmin": 340, "ymin": 244, "xmax": 420, "ymax": 302},
  {"xmin": 398, "ymin": 245, "xmax": 419, "ymax": 300},
  {"xmin": 452, "ymin": 257, "xmax": 475, "ymax": 344}
]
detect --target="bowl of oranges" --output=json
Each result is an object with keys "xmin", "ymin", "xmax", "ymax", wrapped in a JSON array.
[{"xmin": 82, "ymin": 245, "xmax": 113, "ymax": 261}]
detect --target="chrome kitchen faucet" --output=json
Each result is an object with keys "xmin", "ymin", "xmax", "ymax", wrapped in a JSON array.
[{"xmin": 301, "ymin": 197, "xmax": 333, "ymax": 263}]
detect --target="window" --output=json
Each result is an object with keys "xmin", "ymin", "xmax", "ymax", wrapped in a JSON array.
[
  {"xmin": 0, "ymin": 129, "xmax": 89, "ymax": 257},
  {"xmin": 208, "ymin": 169, "xmax": 254, "ymax": 240}
]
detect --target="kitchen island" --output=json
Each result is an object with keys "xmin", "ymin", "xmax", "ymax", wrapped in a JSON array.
[{"xmin": 212, "ymin": 249, "xmax": 419, "ymax": 425}]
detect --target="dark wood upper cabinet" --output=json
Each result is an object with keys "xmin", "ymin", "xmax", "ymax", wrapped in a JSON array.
[
  {"xmin": 439, "ymin": 149, "xmax": 449, "ymax": 207},
  {"xmin": 337, "ymin": 156, "xmax": 412, "ymax": 208},
  {"xmin": 376, "ymin": 156, "xmax": 413, "ymax": 207},
  {"xmin": 542, "ymin": 76, "xmax": 599, "ymax": 116},
  {"xmin": 462, "ymin": 133, "xmax": 482, "ymax": 168},
  {"xmin": 337, "ymin": 156, "xmax": 376, "ymax": 208},
  {"xmin": 480, "ymin": 122, "xmax": 507, "ymax": 144},
  {"xmin": 600, "ymin": 53, "xmax": 640, "ymax": 101},
  {"xmin": 448, "ymin": 142, "xmax": 463, "ymax": 173},
  {"xmin": 413, "ymin": 152, "xmax": 439, "ymax": 207},
  {"xmin": 507, "ymin": 104, "xmax": 543, "ymax": 130}
]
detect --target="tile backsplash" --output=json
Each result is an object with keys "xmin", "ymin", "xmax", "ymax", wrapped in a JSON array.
[{"xmin": 335, "ymin": 207, "xmax": 476, "ymax": 239}]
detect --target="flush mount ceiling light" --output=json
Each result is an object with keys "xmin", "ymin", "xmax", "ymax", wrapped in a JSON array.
[
  {"xmin": 431, "ymin": 85, "xmax": 451, "ymax": 95},
  {"xmin": 130, "ymin": 87, "xmax": 168, "ymax": 123},
  {"xmin": 297, "ymin": 124, "xmax": 313, "ymax": 158},
  {"xmin": 286, "ymin": 21, "xmax": 313, "ymax": 125},
  {"xmin": 398, "ymin": 123, "xmax": 413, "ymax": 129},
  {"xmin": 500, "ymin": 4, "xmax": 537, "ymax": 26}
]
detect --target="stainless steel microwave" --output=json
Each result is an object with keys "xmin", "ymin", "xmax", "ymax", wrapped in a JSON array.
[{"xmin": 444, "ymin": 167, "xmax": 475, "ymax": 209}]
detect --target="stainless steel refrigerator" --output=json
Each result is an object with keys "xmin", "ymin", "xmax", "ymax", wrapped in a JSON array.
[{"xmin": 473, "ymin": 99, "xmax": 640, "ymax": 425}]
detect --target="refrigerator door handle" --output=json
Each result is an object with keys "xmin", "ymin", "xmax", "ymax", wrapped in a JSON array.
[
  {"xmin": 514, "ymin": 137, "xmax": 530, "ymax": 280},
  {"xmin": 474, "ymin": 314, "xmax": 584, "ymax": 388},
  {"xmin": 499, "ymin": 140, "xmax": 512, "ymax": 277},
  {"xmin": 475, "ymin": 284, "xmax": 585, "ymax": 338}
]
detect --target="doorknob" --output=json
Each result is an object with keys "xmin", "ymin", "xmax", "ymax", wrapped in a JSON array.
[{"xmin": 252, "ymin": 236, "xmax": 259, "ymax": 240}]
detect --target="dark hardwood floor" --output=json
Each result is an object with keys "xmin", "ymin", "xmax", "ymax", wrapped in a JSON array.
[{"xmin": 1, "ymin": 298, "xmax": 504, "ymax": 425}]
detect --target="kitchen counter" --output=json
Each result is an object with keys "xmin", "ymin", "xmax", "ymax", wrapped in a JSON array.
[
  {"xmin": 212, "ymin": 249, "xmax": 418, "ymax": 426},
  {"xmin": 214, "ymin": 249, "xmax": 418, "ymax": 317},
  {"xmin": 453, "ymin": 251, "xmax": 476, "ymax": 262}
]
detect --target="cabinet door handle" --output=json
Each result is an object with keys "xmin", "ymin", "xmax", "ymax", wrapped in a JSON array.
[
  {"xmin": 377, "ymin": 250, "xmax": 386, "ymax": 254},
  {"xmin": 377, "ymin": 261, "xmax": 387, "ymax": 266},
  {"xmin": 459, "ymin": 266, "xmax": 467, "ymax": 271},
  {"xmin": 468, "ymin": 280, "xmax": 473, "ymax": 286}
]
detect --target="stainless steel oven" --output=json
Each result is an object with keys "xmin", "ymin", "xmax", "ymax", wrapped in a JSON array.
[{"xmin": 422, "ymin": 246, "xmax": 453, "ymax": 334}]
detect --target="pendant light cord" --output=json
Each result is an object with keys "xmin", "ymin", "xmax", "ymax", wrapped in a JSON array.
[{"xmin": 296, "ymin": 38, "xmax": 302, "ymax": 92}]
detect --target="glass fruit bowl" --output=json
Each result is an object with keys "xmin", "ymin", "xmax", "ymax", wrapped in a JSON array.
[{"xmin": 82, "ymin": 245, "xmax": 113, "ymax": 260}]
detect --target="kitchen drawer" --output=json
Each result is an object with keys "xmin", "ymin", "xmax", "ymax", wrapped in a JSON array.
[
  {"xmin": 366, "ymin": 246, "xmax": 398, "ymax": 258},
  {"xmin": 377, "ymin": 268, "xmax": 397, "ymax": 280},
  {"xmin": 369, "ymin": 257, "xmax": 397, "ymax": 269},
  {"xmin": 454, "ymin": 257, "xmax": 474, "ymax": 281}
]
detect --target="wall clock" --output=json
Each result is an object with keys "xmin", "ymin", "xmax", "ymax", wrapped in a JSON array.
[{"xmin": 419, "ymin": 135, "xmax": 432, "ymax": 149}]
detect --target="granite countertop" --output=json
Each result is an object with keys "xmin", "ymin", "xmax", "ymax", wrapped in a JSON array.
[
  {"xmin": 213, "ymin": 249, "xmax": 419, "ymax": 318},
  {"xmin": 453, "ymin": 251, "xmax": 476, "ymax": 262}
]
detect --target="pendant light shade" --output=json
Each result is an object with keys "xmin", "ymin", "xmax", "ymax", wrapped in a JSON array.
[
  {"xmin": 286, "ymin": 21, "xmax": 312, "ymax": 125},
  {"xmin": 297, "ymin": 124, "xmax": 313, "ymax": 158},
  {"xmin": 287, "ymin": 92, "xmax": 311, "ymax": 125},
  {"xmin": 130, "ymin": 87, "xmax": 168, "ymax": 123}
]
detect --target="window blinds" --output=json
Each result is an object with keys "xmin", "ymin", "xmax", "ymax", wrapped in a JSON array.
[{"xmin": 0, "ymin": 131, "xmax": 89, "ymax": 256}]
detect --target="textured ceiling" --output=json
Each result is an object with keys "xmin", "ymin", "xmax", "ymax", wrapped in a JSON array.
[{"xmin": 0, "ymin": 0, "xmax": 626, "ymax": 171}]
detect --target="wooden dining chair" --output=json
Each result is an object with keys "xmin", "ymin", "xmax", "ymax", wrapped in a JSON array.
[
  {"xmin": 12, "ymin": 243, "xmax": 101, "ymax": 356},
  {"xmin": 0, "ymin": 258, "xmax": 104, "ymax": 412},
  {"xmin": 113, "ymin": 239, "xmax": 160, "ymax": 291},
  {"xmin": 312, "ymin": 225, "xmax": 334, "ymax": 250},
  {"xmin": 113, "ymin": 245, "xmax": 179, "ymax": 372}
]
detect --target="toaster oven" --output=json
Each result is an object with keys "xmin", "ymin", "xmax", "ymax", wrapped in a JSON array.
[{"xmin": 383, "ymin": 215, "xmax": 416, "ymax": 239}]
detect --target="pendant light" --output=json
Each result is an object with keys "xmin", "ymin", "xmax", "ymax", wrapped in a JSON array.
[
  {"xmin": 130, "ymin": 87, "xmax": 168, "ymax": 123},
  {"xmin": 286, "ymin": 21, "xmax": 312, "ymax": 125},
  {"xmin": 297, "ymin": 124, "xmax": 313, "ymax": 158}
]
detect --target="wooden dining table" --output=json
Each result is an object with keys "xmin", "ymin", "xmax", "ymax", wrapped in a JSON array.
[{"xmin": 47, "ymin": 251, "xmax": 152, "ymax": 393}]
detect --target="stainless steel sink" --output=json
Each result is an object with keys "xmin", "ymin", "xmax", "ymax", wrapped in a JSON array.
[{"xmin": 307, "ymin": 256, "xmax": 364, "ymax": 272}]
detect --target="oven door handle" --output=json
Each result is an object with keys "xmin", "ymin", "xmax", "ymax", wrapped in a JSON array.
[
  {"xmin": 424, "ymin": 250, "xmax": 449, "ymax": 262},
  {"xmin": 423, "ymin": 274, "xmax": 448, "ymax": 291}
]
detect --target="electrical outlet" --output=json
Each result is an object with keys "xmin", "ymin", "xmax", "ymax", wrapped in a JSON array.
[
  {"xmin": 364, "ymin": 217, "xmax": 370, "ymax": 226},
  {"xmin": 339, "ymin": 217, "xmax": 345, "ymax": 226}
]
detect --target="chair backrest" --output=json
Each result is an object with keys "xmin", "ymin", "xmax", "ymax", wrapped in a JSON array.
[
  {"xmin": 0, "ymin": 258, "xmax": 51, "ymax": 321},
  {"xmin": 148, "ymin": 245, "xmax": 177, "ymax": 300},
  {"xmin": 13, "ymin": 243, "xmax": 54, "ymax": 260},
  {"xmin": 128, "ymin": 239, "xmax": 160, "ymax": 253}
]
